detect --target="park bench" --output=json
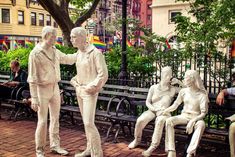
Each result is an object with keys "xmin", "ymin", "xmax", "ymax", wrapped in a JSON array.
[
  {"xmin": 104, "ymin": 86, "xmax": 235, "ymax": 145},
  {"xmin": 58, "ymin": 80, "xmax": 129, "ymax": 125},
  {"xmin": 0, "ymin": 74, "xmax": 31, "ymax": 121}
]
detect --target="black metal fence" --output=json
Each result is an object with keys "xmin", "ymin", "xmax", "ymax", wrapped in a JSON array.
[
  {"xmin": 0, "ymin": 53, "xmax": 232, "ymax": 94},
  {"xmin": 107, "ymin": 53, "xmax": 232, "ymax": 94}
]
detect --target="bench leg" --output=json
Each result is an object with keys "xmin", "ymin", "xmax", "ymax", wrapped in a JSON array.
[
  {"xmin": 105, "ymin": 124, "xmax": 113, "ymax": 141},
  {"xmin": 113, "ymin": 126, "xmax": 121, "ymax": 143},
  {"xmin": 13, "ymin": 106, "xmax": 23, "ymax": 121}
]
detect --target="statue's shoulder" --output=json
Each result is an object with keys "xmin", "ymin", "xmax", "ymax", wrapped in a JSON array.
[{"xmin": 30, "ymin": 44, "xmax": 42, "ymax": 56}]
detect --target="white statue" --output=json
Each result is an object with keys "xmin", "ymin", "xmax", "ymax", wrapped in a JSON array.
[
  {"xmin": 128, "ymin": 67, "xmax": 177, "ymax": 157},
  {"xmin": 163, "ymin": 70, "xmax": 209, "ymax": 157},
  {"xmin": 28, "ymin": 26, "xmax": 77, "ymax": 157},
  {"xmin": 70, "ymin": 27, "xmax": 108, "ymax": 157},
  {"xmin": 216, "ymin": 88, "xmax": 235, "ymax": 157}
]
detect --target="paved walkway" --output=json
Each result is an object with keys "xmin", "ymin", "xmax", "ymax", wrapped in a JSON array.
[{"xmin": 0, "ymin": 113, "xmax": 230, "ymax": 157}]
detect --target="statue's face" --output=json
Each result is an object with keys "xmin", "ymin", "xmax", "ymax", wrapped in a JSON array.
[
  {"xmin": 44, "ymin": 33, "xmax": 56, "ymax": 47},
  {"xmin": 184, "ymin": 72, "xmax": 195, "ymax": 87},
  {"xmin": 70, "ymin": 32, "xmax": 85, "ymax": 49},
  {"xmin": 161, "ymin": 70, "xmax": 172, "ymax": 84}
]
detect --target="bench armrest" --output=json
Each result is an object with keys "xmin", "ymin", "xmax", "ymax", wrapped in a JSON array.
[
  {"xmin": 106, "ymin": 96, "xmax": 121, "ymax": 115},
  {"xmin": 115, "ymin": 97, "xmax": 131, "ymax": 117}
]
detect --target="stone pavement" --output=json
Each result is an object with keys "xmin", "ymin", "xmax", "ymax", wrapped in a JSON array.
[{"xmin": 0, "ymin": 113, "xmax": 230, "ymax": 157}]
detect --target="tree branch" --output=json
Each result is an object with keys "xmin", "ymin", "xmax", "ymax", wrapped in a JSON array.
[{"xmin": 74, "ymin": 0, "xmax": 101, "ymax": 26}]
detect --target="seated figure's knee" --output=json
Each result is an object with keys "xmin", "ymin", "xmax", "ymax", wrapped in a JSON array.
[
  {"xmin": 229, "ymin": 122, "xmax": 235, "ymax": 134},
  {"xmin": 136, "ymin": 116, "xmax": 146, "ymax": 125},
  {"xmin": 195, "ymin": 120, "xmax": 205, "ymax": 130},
  {"xmin": 166, "ymin": 117, "xmax": 174, "ymax": 127},
  {"xmin": 156, "ymin": 116, "xmax": 167, "ymax": 125}
]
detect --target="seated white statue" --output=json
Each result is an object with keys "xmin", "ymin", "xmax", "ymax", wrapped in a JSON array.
[
  {"xmin": 127, "ymin": 66, "xmax": 178, "ymax": 157},
  {"xmin": 163, "ymin": 70, "xmax": 209, "ymax": 157}
]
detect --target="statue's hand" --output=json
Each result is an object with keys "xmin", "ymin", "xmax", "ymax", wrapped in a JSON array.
[
  {"xmin": 171, "ymin": 78, "xmax": 179, "ymax": 85},
  {"xmin": 70, "ymin": 77, "xmax": 80, "ymax": 88},
  {"xmin": 186, "ymin": 119, "xmax": 196, "ymax": 134},
  {"xmin": 84, "ymin": 85, "xmax": 97, "ymax": 95},
  {"xmin": 162, "ymin": 109, "xmax": 170, "ymax": 116},
  {"xmin": 31, "ymin": 98, "xmax": 39, "ymax": 112}
]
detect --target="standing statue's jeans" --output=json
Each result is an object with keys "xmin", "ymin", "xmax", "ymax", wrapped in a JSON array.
[
  {"xmin": 35, "ymin": 83, "xmax": 61, "ymax": 153},
  {"xmin": 165, "ymin": 114, "xmax": 205, "ymax": 155},
  {"xmin": 230, "ymin": 122, "xmax": 235, "ymax": 157},
  {"xmin": 76, "ymin": 87, "xmax": 103, "ymax": 157}
]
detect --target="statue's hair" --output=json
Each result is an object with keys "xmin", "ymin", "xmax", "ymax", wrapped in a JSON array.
[
  {"xmin": 71, "ymin": 27, "xmax": 87, "ymax": 39},
  {"xmin": 185, "ymin": 70, "xmax": 209, "ymax": 102},
  {"xmin": 162, "ymin": 66, "xmax": 172, "ymax": 76},
  {"xmin": 41, "ymin": 26, "xmax": 57, "ymax": 39}
]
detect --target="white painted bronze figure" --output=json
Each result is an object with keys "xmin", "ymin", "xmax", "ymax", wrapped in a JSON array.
[
  {"xmin": 70, "ymin": 27, "xmax": 108, "ymax": 157},
  {"xmin": 128, "ymin": 67, "xmax": 177, "ymax": 157},
  {"xmin": 164, "ymin": 70, "xmax": 209, "ymax": 157},
  {"xmin": 28, "ymin": 26, "xmax": 77, "ymax": 157}
]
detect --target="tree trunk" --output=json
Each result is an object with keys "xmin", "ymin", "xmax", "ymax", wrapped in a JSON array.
[{"xmin": 38, "ymin": 0, "xmax": 101, "ymax": 46}]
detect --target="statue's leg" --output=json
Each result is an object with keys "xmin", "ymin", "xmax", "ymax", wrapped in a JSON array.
[
  {"xmin": 142, "ymin": 115, "xmax": 169, "ymax": 156},
  {"xmin": 128, "ymin": 110, "xmax": 155, "ymax": 149},
  {"xmin": 229, "ymin": 122, "xmax": 235, "ymax": 157},
  {"xmin": 165, "ymin": 115, "xmax": 188, "ymax": 157},
  {"xmin": 35, "ymin": 98, "xmax": 50, "ymax": 156},
  {"xmin": 186, "ymin": 120, "xmax": 205, "ymax": 156}
]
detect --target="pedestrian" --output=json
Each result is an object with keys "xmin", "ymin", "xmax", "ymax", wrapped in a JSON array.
[{"xmin": 216, "ymin": 88, "xmax": 235, "ymax": 157}]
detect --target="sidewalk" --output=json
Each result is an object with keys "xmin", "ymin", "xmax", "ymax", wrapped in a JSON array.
[{"xmin": 0, "ymin": 112, "xmax": 230, "ymax": 157}]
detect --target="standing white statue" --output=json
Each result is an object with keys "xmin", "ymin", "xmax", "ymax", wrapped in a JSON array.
[
  {"xmin": 163, "ymin": 70, "xmax": 209, "ymax": 157},
  {"xmin": 28, "ymin": 26, "xmax": 77, "ymax": 157},
  {"xmin": 70, "ymin": 27, "xmax": 108, "ymax": 157},
  {"xmin": 128, "ymin": 67, "xmax": 177, "ymax": 157}
]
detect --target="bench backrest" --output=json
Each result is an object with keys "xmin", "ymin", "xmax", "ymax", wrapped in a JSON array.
[{"xmin": 0, "ymin": 74, "xmax": 10, "ymax": 83}]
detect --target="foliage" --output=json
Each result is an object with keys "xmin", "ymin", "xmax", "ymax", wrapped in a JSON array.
[
  {"xmin": 0, "ymin": 45, "xmax": 77, "ymax": 79},
  {"xmin": 174, "ymin": 0, "xmax": 235, "ymax": 86},
  {"xmin": 0, "ymin": 46, "xmax": 33, "ymax": 71},
  {"xmin": 105, "ymin": 45, "xmax": 155, "ymax": 79},
  {"xmin": 56, "ymin": 46, "xmax": 77, "ymax": 79}
]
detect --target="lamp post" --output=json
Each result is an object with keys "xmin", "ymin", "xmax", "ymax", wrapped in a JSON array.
[{"xmin": 118, "ymin": 0, "xmax": 128, "ymax": 84}]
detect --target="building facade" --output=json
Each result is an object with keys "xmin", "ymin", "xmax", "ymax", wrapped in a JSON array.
[
  {"xmin": 151, "ymin": 0, "xmax": 191, "ymax": 41},
  {"xmin": 93, "ymin": 0, "xmax": 142, "ymax": 43},
  {"xmin": 140, "ymin": 0, "xmax": 152, "ymax": 29},
  {"xmin": 0, "ymin": 0, "xmax": 63, "ymax": 51}
]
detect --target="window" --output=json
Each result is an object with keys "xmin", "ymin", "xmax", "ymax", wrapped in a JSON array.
[
  {"xmin": 169, "ymin": 10, "xmax": 181, "ymax": 23},
  {"xmin": 18, "ymin": 10, "xmax": 24, "ymax": 24},
  {"xmin": 2, "ymin": 9, "xmax": 10, "ymax": 23},
  {"xmin": 54, "ymin": 21, "xmax": 58, "ymax": 28},
  {"xmin": 46, "ymin": 15, "xmax": 51, "ymax": 26},
  {"xmin": 31, "ymin": 12, "xmax": 36, "ymax": 25},
  {"xmin": 39, "ymin": 13, "xmax": 44, "ymax": 26},
  {"xmin": 147, "ymin": 15, "xmax": 152, "ymax": 20}
]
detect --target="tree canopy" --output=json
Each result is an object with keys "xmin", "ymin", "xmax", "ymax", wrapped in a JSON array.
[{"xmin": 175, "ymin": 0, "xmax": 235, "ymax": 56}]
